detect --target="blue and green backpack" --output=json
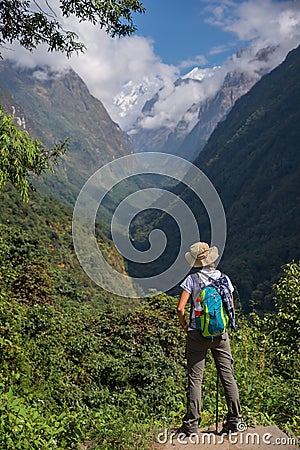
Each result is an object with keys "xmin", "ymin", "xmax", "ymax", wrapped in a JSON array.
[{"xmin": 191, "ymin": 273, "xmax": 230, "ymax": 338}]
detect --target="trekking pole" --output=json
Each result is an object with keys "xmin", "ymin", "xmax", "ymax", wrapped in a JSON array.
[{"xmin": 215, "ymin": 370, "xmax": 219, "ymax": 434}]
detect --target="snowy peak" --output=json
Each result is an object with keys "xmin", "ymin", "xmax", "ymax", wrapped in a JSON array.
[
  {"xmin": 182, "ymin": 66, "xmax": 220, "ymax": 81},
  {"xmin": 111, "ymin": 66, "xmax": 220, "ymax": 131},
  {"xmin": 112, "ymin": 76, "xmax": 163, "ymax": 129}
]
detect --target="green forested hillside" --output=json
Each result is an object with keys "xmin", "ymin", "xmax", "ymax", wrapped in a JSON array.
[
  {"xmin": 0, "ymin": 184, "xmax": 299, "ymax": 448},
  {"xmin": 129, "ymin": 46, "xmax": 300, "ymax": 311},
  {"xmin": 0, "ymin": 243, "xmax": 299, "ymax": 448},
  {"xmin": 0, "ymin": 61, "xmax": 134, "ymax": 204},
  {"xmin": 0, "ymin": 45, "xmax": 299, "ymax": 449},
  {"xmin": 0, "ymin": 185, "xmax": 136, "ymax": 309},
  {"xmin": 190, "ymin": 45, "xmax": 300, "ymax": 309}
]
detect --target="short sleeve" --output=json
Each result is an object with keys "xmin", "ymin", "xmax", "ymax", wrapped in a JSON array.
[
  {"xmin": 225, "ymin": 275, "xmax": 234, "ymax": 293},
  {"xmin": 180, "ymin": 274, "xmax": 193, "ymax": 294}
]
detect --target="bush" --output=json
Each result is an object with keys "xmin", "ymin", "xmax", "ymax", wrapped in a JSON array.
[{"xmin": 0, "ymin": 259, "xmax": 299, "ymax": 448}]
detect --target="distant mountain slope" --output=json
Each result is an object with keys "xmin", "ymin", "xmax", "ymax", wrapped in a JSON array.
[
  {"xmin": 0, "ymin": 61, "xmax": 134, "ymax": 204},
  {"xmin": 0, "ymin": 184, "xmax": 137, "ymax": 307},
  {"xmin": 166, "ymin": 70, "xmax": 256, "ymax": 161},
  {"xmin": 188, "ymin": 45, "xmax": 300, "ymax": 308},
  {"xmin": 129, "ymin": 46, "xmax": 281, "ymax": 160},
  {"xmin": 128, "ymin": 45, "xmax": 300, "ymax": 311}
]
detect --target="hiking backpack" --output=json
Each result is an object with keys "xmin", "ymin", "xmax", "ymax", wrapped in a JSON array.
[{"xmin": 190, "ymin": 273, "xmax": 234, "ymax": 338}]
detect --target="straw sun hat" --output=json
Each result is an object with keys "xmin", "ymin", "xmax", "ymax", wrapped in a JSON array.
[{"xmin": 185, "ymin": 242, "xmax": 219, "ymax": 268}]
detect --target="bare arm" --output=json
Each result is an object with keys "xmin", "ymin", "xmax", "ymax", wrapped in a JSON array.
[{"xmin": 177, "ymin": 289, "xmax": 191, "ymax": 333}]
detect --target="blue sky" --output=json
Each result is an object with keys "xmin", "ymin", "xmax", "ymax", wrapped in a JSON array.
[
  {"xmin": 132, "ymin": 0, "xmax": 299, "ymax": 71},
  {"xmin": 133, "ymin": 0, "xmax": 246, "ymax": 69}
]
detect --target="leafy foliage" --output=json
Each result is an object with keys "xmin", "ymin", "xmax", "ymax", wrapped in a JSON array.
[
  {"xmin": 0, "ymin": 0, "xmax": 145, "ymax": 57},
  {"xmin": 254, "ymin": 262, "xmax": 300, "ymax": 379},
  {"xmin": 0, "ymin": 106, "xmax": 66, "ymax": 201},
  {"xmin": 0, "ymin": 207, "xmax": 299, "ymax": 449},
  {"xmin": 0, "ymin": 184, "xmax": 138, "ymax": 310}
]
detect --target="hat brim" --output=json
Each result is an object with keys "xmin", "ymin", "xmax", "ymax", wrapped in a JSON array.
[{"xmin": 185, "ymin": 246, "xmax": 219, "ymax": 267}]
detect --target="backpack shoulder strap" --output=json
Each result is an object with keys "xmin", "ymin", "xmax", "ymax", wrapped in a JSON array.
[
  {"xmin": 188, "ymin": 273, "xmax": 205, "ymax": 326},
  {"xmin": 190, "ymin": 272, "xmax": 205, "ymax": 295},
  {"xmin": 214, "ymin": 273, "xmax": 236, "ymax": 332}
]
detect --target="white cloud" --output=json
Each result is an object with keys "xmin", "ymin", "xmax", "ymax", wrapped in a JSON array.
[
  {"xmin": 209, "ymin": 43, "xmax": 237, "ymax": 55},
  {"xmin": 206, "ymin": 0, "xmax": 300, "ymax": 49},
  {"xmin": 227, "ymin": 0, "xmax": 300, "ymax": 41},
  {"xmin": 137, "ymin": 67, "xmax": 226, "ymax": 131},
  {"xmin": 208, "ymin": 0, "xmax": 300, "ymax": 79},
  {"xmin": 69, "ymin": 26, "xmax": 178, "ymax": 128},
  {"xmin": 179, "ymin": 55, "xmax": 208, "ymax": 70}
]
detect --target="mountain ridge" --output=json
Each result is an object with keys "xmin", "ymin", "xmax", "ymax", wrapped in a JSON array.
[
  {"xmin": 0, "ymin": 61, "xmax": 134, "ymax": 204},
  {"xmin": 189, "ymin": 45, "xmax": 300, "ymax": 307},
  {"xmin": 128, "ymin": 45, "xmax": 300, "ymax": 310},
  {"xmin": 128, "ymin": 45, "xmax": 284, "ymax": 160}
]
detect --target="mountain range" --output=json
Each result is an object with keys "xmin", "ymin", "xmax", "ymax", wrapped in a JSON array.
[
  {"xmin": 0, "ymin": 47, "xmax": 299, "ymax": 450},
  {"xmin": 128, "ymin": 45, "xmax": 300, "ymax": 310},
  {"xmin": 127, "ymin": 45, "xmax": 290, "ymax": 160},
  {"xmin": 192, "ymin": 44, "xmax": 300, "ymax": 308},
  {"xmin": 0, "ymin": 44, "xmax": 299, "ymax": 310}
]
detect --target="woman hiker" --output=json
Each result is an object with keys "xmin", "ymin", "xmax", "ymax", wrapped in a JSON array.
[{"xmin": 176, "ymin": 241, "xmax": 242, "ymax": 436}]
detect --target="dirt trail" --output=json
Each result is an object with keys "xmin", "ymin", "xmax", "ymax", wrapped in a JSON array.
[{"xmin": 151, "ymin": 424, "xmax": 299, "ymax": 450}]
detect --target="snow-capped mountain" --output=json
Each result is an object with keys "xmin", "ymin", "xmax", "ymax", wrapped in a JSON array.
[
  {"xmin": 112, "ymin": 67, "xmax": 219, "ymax": 133},
  {"xmin": 127, "ymin": 44, "xmax": 289, "ymax": 160},
  {"xmin": 112, "ymin": 76, "xmax": 164, "ymax": 130},
  {"xmin": 181, "ymin": 66, "xmax": 220, "ymax": 82},
  {"xmin": 127, "ymin": 66, "xmax": 221, "ymax": 154}
]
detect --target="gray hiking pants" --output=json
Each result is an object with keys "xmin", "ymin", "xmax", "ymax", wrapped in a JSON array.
[{"xmin": 182, "ymin": 330, "xmax": 241, "ymax": 433}]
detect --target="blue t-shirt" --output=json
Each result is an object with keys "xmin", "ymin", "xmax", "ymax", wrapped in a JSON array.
[{"xmin": 180, "ymin": 268, "xmax": 234, "ymax": 330}]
